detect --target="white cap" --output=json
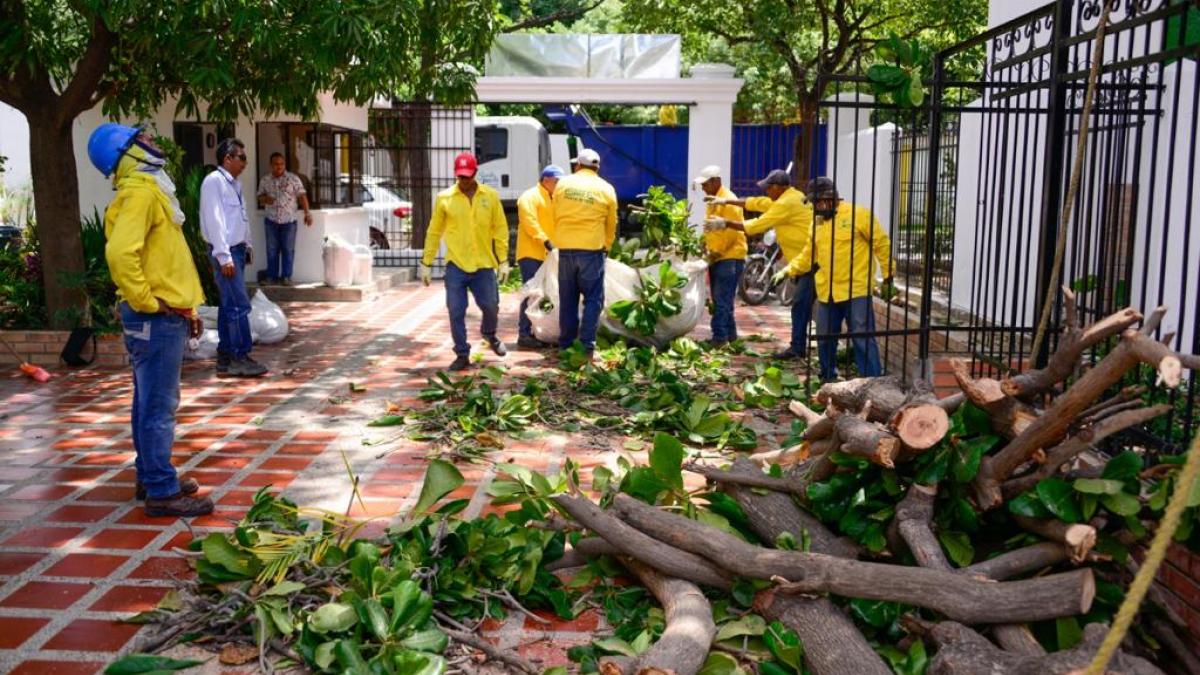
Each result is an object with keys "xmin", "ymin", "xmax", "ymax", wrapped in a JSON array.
[
  {"xmin": 575, "ymin": 148, "xmax": 601, "ymax": 168},
  {"xmin": 693, "ymin": 164, "xmax": 722, "ymax": 184}
]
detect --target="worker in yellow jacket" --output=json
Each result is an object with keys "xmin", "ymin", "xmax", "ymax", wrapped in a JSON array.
[
  {"xmin": 552, "ymin": 149, "xmax": 618, "ymax": 355},
  {"xmin": 704, "ymin": 169, "xmax": 816, "ymax": 359},
  {"xmin": 420, "ymin": 152, "xmax": 510, "ymax": 371},
  {"xmin": 87, "ymin": 122, "xmax": 212, "ymax": 518},
  {"xmin": 775, "ymin": 177, "xmax": 894, "ymax": 380},
  {"xmin": 694, "ymin": 165, "xmax": 746, "ymax": 345},
  {"xmin": 515, "ymin": 165, "xmax": 563, "ymax": 349}
]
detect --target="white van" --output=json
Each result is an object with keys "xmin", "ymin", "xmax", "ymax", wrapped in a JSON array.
[{"xmin": 474, "ymin": 116, "xmax": 571, "ymax": 209}]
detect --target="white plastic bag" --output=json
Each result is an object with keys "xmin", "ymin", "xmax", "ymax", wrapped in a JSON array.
[
  {"xmin": 196, "ymin": 305, "xmax": 219, "ymax": 330},
  {"xmin": 351, "ymin": 244, "xmax": 373, "ymax": 286},
  {"xmin": 184, "ymin": 328, "xmax": 219, "ymax": 361},
  {"xmin": 521, "ymin": 250, "xmax": 709, "ymax": 349},
  {"xmin": 249, "ymin": 290, "xmax": 289, "ymax": 344},
  {"xmin": 323, "ymin": 235, "xmax": 355, "ymax": 287}
]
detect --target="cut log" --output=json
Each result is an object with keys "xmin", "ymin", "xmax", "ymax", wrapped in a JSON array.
[
  {"xmin": 1012, "ymin": 515, "xmax": 1096, "ymax": 564},
  {"xmin": 925, "ymin": 620, "xmax": 1164, "ymax": 675},
  {"xmin": 719, "ymin": 457, "xmax": 860, "ymax": 559},
  {"xmin": 1000, "ymin": 287, "xmax": 1142, "ymax": 400},
  {"xmin": 832, "ymin": 409, "xmax": 900, "ymax": 468},
  {"xmin": 816, "ymin": 376, "xmax": 909, "ymax": 422},
  {"xmin": 615, "ymin": 557, "xmax": 714, "ymax": 675},
  {"xmin": 989, "ymin": 625, "xmax": 1045, "ymax": 656},
  {"xmin": 1001, "ymin": 405, "xmax": 1171, "ymax": 500},
  {"xmin": 974, "ymin": 323, "xmax": 1200, "ymax": 510},
  {"xmin": 950, "ymin": 358, "xmax": 1039, "ymax": 438},
  {"xmin": 961, "ymin": 542, "xmax": 1068, "ymax": 581},
  {"xmin": 609, "ymin": 494, "xmax": 1095, "ymax": 625},
  {"xmin": 753, "ymin": 589, "xmax": 892, "ymax": 675},
  {"xmin": 789, "ymin": 400, "xmax": 834, "ymax": 442},
  {"xmin": 550, "ymin": 494, "xmax": 732, "ymax": 590},
  {"xmin": 720, "ymin": 458, "xmax": 887, "ymax": 675},
  {"xmin": 890, "ymin": 400, "xmax": 951, "ymax": 452}
]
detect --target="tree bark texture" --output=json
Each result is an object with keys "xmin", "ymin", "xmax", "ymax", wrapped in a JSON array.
[
  {"xmin": 950, "ymin": 359, "xmax": 1039, "ymax": 439},
  {"xmin": 28, "ymin": 118, "xmax": 89, "ymax": 328},
  {"xmin": 615, "ymin": 557, "xmax": 715, "ymax": 675},
  {"xmin": 609, "ymin": 494, "xmax": 1095, "ymax": 625},
  {"xmin": 1011, "ymin": 516, "xmax": 1097, "ymax": 564},
  {"xmin": 832, "ymin": 410, "xmax": 901, "ymax": 468},
  {"xmin": 925, "ymin": 621, "xmax": 1163, "ymax": 675}
]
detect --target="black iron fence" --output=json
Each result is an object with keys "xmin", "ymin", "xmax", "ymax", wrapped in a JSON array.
[
  {"xmin": 811, "ymin": 0, "xmax": 1199, "ymax": 454},
  {"xmin": 366, "ymin": 103, "xmax": 474, "ymax": 272}
]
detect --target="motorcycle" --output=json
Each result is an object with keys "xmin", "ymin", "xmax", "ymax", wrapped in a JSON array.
[{"xmin": 739, "ymin": 229, "xmax": 799, "ymax": 306}]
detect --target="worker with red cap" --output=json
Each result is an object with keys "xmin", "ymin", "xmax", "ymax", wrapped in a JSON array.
[{"xmin": 421, "ymin": 152, "xmax": 510, "ymax": 371}]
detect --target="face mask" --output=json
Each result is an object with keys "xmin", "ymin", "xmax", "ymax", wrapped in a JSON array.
[{"xmin": 815, "ymin": 206, "xmax": 836, "ymax": 219}]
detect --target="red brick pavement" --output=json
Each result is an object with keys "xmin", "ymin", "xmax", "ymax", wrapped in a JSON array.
[{"xmin": 0, "ymin": 282, "xmax": 798, "ymax": 673}]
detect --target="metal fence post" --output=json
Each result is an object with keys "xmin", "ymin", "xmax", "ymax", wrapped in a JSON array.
[{"xmin": 917, "ymin": 55, "xmax": 946, "ymax": 380}]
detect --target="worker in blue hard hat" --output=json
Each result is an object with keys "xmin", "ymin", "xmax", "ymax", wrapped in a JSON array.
[
  {"xmin": 514, "ymin": 164, "xmax": 563, "ymax": 349},
  {"xmin": 87, "ymin": 122, "xmax": 213, "ymax": 518}
]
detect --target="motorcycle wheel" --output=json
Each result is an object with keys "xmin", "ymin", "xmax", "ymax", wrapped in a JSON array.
[
  {"xmin": 779, "ymin": 276, "xmax": 799, "ymax": 306},
  {"xmin": 739, "ymin": 256, "xmax": 771, "ymax": 306}
]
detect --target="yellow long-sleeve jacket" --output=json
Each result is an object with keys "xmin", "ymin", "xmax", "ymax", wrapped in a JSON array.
[
  {"xmin": 422, "ymin": 182, "xmax": 508, "ymax": 272},
  {"xmin": 783, "ymin": 201, "xmax": 894, "ymax": 303},
  {"xmin": 742, "ymin": 187, "xmax": 813, "ymax": 265},
  {"xmin": 704, "ymin": 186, "xmax": 747, "ymax": 261},
  {"xmin": 515, "ymin": 183, "xmax": 555, "ymax": 262},
  {"xmin": 551, "ymin": 168, "xmax": 618, "ymax": 251},
  {"xmin": 104, "ymin": 156, "xmax": 204, "ymax": 314}
]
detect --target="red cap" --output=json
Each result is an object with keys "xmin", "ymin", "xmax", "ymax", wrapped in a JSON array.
[{"xmin": 453, "ymin": 152, "xmax": 478, "ymax": 177}]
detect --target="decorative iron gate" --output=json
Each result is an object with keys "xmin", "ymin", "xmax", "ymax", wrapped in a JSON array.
[{"xmin": 812, "ymin": 0, "xmax": 1198, "ymax": 454}]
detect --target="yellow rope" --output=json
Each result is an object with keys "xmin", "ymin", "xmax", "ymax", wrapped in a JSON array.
[{"xmin": 1085, "ymin": 431, "xmax": 1200, "ymax": 674}]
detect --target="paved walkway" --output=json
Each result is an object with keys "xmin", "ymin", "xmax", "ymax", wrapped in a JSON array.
[{"xmin": 0, "ymin": 283, "xmax": 796, "ymax": 674}]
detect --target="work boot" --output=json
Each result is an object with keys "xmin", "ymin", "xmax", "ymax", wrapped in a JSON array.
[
  {"xmin": 487, "ymin": 338, "xmax": 508, "ymax": 357},
  {"xmin": 136, "ymin": 476, "xmax": 200, "ymax": 501},
  {"xmin": 772, "ymin": 348, "xmax": 805, "ymax": 360},
  {"xmin": 517, "ymin": 335, "xmax": 550, "ymax": 350},
  {"xmin": 216, "ymin": 353, "xmax": 232, "ymax": 376},
  {"xmin": 281, "ymin": 278, "xmax": 293, "ymax": 287},
  {"xmin": 222, "ymin": 357, "xmax": 269, "ymax": 378},
  {"xmin": 144, "ymin": 493, "xmax": 215, "ymax": 518},
  {"xmin": 449, "ymin": 354, "xmax": 471, "ymax": 371}
]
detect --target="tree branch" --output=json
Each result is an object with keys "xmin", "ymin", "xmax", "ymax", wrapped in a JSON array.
[
  {"xmin": 502, "ymin": 0, "xmax": 604, "ymax": 32},
  {"xmin": 55, "ymin": 9, "xmax": 115, "ymax": 127}
]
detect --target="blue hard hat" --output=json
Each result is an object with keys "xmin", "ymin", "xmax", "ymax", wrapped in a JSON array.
[
  {"xmin": 540, "ymin": 164, "xmax": 565, "ymax": 179},
  {"xmin": 87, "ymin": 123, "xmax": 142, "ymax": 177}
]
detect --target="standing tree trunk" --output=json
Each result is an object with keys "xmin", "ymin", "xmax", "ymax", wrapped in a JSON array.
[
  {"xmin": 793, "ymin": 95, "xmax": 821, "ymax": 184},
  {"xmin": 404, "ymin": 103, "xmax": 434, "ymax": 251},
  {"xmin": 28, "ymin": 116, "xmax": 88, "ymax": 328}
]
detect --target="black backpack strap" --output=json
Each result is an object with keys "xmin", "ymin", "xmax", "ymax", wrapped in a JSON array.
[{"xmin": 61, "ymin": 327, "xmax": 97, "ymax": 367}]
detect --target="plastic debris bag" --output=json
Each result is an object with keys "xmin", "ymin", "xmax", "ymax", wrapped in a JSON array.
[
  {"xmin": 249, "ymin": 290, "xmax": 289, "ymax": 344},
  {"xmin": 184, "ymin": 329, "xmax": 219, "ymax": 361},
  {"xmin": 323, "ymin": 235, "xmax": 355, "ymax": 287}
]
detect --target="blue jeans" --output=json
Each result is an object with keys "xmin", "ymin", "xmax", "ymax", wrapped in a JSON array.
[
  {"xmin": 709, "ymin": 259, "xmax": 744, "ymax": 342},
  {"xmin": 120, "ymin": 303, "xmax": 186, "ymax": 499},
  {"xmin": 264, "ymin": 219, "xmax": 297, "ymax": 280},
  {"xmin": 790, "ymin": 273, "xmax": 816, "ymax": 352},
  {"xmin": 210, "ymin": 244, "xmax": 253, "ymax": 359},
  {"xmin": 816, "ymin": 296, "xmax": 882, "ymax": 381},
  {"xmin": 558, "ymin": 250, "xmax": 606, "ymax": 351},
  {"xmin": 445, "ymin": 263, "xmax": 499, "ymax": 356},
  {"xmin": 517, "ymin": 258, "xmax": 542, "ymax": 340}
]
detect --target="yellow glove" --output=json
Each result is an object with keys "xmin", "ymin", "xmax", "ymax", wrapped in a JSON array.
[
  {"xmin": 704, "ymin": 195, "xmax": 728, "ymax": 206},
  {"xmin": 419, "ymin": 264, "xmax": 432, "ymax": 286},
  {"xmin": 704, "ymin": 217, "xmax": 727, "ymax": 232},
  {"xmin": 771, "ymin": 268, "xmax": 790, "ymax": 286},
  {"xmin": 499, "ymin": 262, "xmax": 511, "ymax": 280}
]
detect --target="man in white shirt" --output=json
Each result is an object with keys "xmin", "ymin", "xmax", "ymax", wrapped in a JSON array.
[{"xmin": 199, "ymin": 138, "xmax": 268, "ymax": 378}]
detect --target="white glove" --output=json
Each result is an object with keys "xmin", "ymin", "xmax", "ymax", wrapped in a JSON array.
[
  {"xmin": 419, "ymin": 264, "xmax": 432, "ymax": 286},
  {"xmin": 704, "ymin": 217, "xmax": 727, "ymax": 232},
  {"xmin": 498, "ymin": 262, "xmax": 511, "ymax": 279},
  {"xmin": 704, "ymin": 195, "xmax": 728, "ymax": 206},
  {"xmin": 771, "ymin": 268, "xmax": 790, "ymax": 285}
]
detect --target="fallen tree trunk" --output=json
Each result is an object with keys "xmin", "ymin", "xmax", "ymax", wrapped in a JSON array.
[
  {"xmin": 720, "ymin": 459, "xmax": 887, "ymax": 675},
  {"xmin": 974, "ymin": 323, "xmax": 1200, "ymax": 510},
  {"xmin": 605, "ymin": 558, "xmax": 714, "ymax": 675},
  {"xmin": 719, "ymin": 457, "xmax": 860, "ymax": 559},
  {"xmin": 551, "ymin": 495, "xmax": 732, "ymax": 589},
  {"xmin": 684, "ymin": 460, "xmax": 809, "ymax": 499},
  {"xmin": 923, "ymin": 620, "xmax": 1164, "ymax": 674},
  {"xmin": 832, "ymin": 406, "xmax": 901, "ymax": 468},
  {"xmin": 609, "ymin": 494, "xmax": 1095, "ymax": 625},
  {"xmin": 815, "ymin": 376, "xmax": 949, "ymax": 452},
  {"xmin": 816, "ymin": 376, "xmax": 908, "ymax": 421},
  {"xmin": 546, "ymin": 537, "xmax": 620, "ymax": 571},
  {"xmin": 790, "ymin": 400, "xmax": 834, "ymax": 441}
]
